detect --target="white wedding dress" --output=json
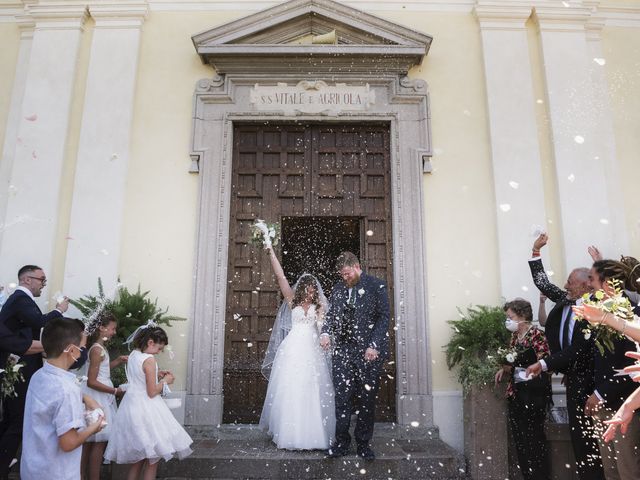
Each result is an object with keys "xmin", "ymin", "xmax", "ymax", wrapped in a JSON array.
[{"xmin": 259, "ymin": 304, "xmax": 336, "ymax": 449}]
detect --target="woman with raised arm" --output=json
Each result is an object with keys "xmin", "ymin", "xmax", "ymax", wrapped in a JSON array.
[{"xmin": 257, "ymin": 225, "xmax": 335, "ymax": 450}]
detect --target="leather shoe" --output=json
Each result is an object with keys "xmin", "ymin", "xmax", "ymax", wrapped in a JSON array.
[
  {"xmin": 357, "ymin": 445, "xmax": 375, "ymax": 461},
  {"xmin": 327, "ymin": 445, "xmax": 349, "ymax": 458}
]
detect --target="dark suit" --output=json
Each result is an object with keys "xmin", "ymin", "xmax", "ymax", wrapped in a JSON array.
[
  {"xmin": 0, "ymin": 289, "xmax": 61, "ymax": 477},
  {"xmin": 529, "ymin": 259, "xmax": 605, "ymax": 480},
  {"xmin": 590, "ymin": 300, "xmax": 640, "ymax": 478},
  {"xmin": 322, "ymin": 272, "xmax": 389, "ymax": 450}
]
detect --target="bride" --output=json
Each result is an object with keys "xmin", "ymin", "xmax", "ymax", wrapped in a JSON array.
[{"xmin": 258, "ymin": 230, "xmax": 336, "ymax": 450}]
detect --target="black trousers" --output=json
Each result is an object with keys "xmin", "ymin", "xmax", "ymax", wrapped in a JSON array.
[
  {"xmin": 332, "ymin": 345, "xmax": 382, "ymax": 449},
  {"xmin": 566, "ymin": 379, "xmax": 605, "ymax": 480},
  {"xmin": 0, "ymin": 376, "xmax": 28, "ymax": 478},
  {"xmin": 508, "ymin": 395, "xmax": 550, "ymax": 480}
]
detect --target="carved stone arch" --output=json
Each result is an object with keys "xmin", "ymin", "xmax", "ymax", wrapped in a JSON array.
[{"xmin": 185, "ymin": 0, "xmax": 435, "ymax": 430}]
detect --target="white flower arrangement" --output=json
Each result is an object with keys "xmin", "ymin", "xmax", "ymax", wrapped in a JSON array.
[
  {"xmin": 496, "ymin": 346, "xmax": 519, "ymax": 365},
  {"xmin": 576, "ymin": 279, "xmax": 635, "ymax": 355},
  {"xmin": 249, "ymin": 219, "xmax": 280, "ymax": 249},
  {"xmin": 1, "ymin": 355, "xmax": 25, "ymax": 399}
]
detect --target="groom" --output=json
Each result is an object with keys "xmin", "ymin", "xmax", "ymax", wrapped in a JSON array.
[{"xmin": 320, "ymin": 252, "xmax": 390, "ymax": 461}]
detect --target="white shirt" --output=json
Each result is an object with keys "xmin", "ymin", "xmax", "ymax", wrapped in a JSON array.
[
  {"xmin": 16, "ymin": 285, "xmax": 34, "ymax": 300},
  {"xmin": 540, "ymin": 297, "xmax": 584, "ymax": 372},
  {"xmin": 21, "ymin": 362, "xmax": 85, "ymax": 480}
]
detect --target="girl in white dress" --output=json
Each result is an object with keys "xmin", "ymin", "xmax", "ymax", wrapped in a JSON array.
[
  {"xmin": 80, "ymin": 313, "xmax": 128, "ymax": 480},
  {"xmin": 104, "ymin": 325, "xmax": 192, "ymax": 479},
  {"xmin": 259, "ymin": 244, "xmax": 336, "ymax": 450}
]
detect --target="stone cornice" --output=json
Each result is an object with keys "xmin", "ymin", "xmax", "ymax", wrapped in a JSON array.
[
  {"xmin": 89, "ymin": 2, "xmax": 148, "ymax": 28},
  {"xmin": 2, "ymin": 1, "xmax": 640, "ymax": 28},
  {"xmin": 193, "ymin": 0, "xmax": 432, "ymax": 75},
  {"xmin": 193, "ymin": 0, "xmax": 432, "ymax": 47},
  {"xmin": 15, "ymin": 12, "xmax": 34, "ymax": 32},
  {"xmin": 27, "ymin": 3, "xmax": 88, "ymax": 30},
  {"xmin": 533, "ymin": 3, "xmax": 593, "ymax": 32},
  {"xmin": 598, "ymin": 4, "xmax": 640, "ymax": 27},
  {"xmin": 474, "ymin": 2, "xmax": 533, "ymax": 30}
]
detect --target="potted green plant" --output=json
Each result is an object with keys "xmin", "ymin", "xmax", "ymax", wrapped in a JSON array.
[
  {"xmin": 71, "ymin": 279, "xmax": 185, "ymax": 386},
  {"xmin": 444, "ymin": 304, "xmax": 511, "ymax": 480}
]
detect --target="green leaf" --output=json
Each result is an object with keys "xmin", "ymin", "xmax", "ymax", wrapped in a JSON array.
[{"xmin": 444, "ymin": 304, "xmax": 510, "ymax": 393}]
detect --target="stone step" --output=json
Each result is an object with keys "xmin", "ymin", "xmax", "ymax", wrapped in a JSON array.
[{"xmin": 108, "ymin": 424, "xmax": 467, "ymax": 480}]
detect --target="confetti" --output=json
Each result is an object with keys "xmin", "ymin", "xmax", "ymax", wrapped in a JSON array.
[{"xmin": 499, "ymin": 204, "xmax": 511, "ymax": 212}]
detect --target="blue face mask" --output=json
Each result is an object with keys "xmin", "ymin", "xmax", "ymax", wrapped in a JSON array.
[{"xmin": 504, "ymin": 318, "xmax": 519, "ymax": 332}]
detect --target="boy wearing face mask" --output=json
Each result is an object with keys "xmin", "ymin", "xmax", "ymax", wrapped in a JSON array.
[
  {"xmin": 20, "ymin": 318, "xmax": 104, "ymax": 480},
  {"xmin": 495, "ymin": 299, "xmax": 552, "ymax": 480}
]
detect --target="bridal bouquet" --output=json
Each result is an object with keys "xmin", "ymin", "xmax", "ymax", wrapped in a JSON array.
[
  {"xmin": 576, "ymin": 279, "xmax": 635, "ymax": 355},
  {"xmin": 249, "ymin": 219, "xmax": 280, "ymax": 248},
  {"xmin": 0, "ymin": 354, "xmax": 25, "ymax": 399}
]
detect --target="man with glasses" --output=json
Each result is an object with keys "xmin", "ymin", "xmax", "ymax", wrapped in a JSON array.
[{"xmin": 0, "ymin": 265, "xmax": 69, "ymax": 479}]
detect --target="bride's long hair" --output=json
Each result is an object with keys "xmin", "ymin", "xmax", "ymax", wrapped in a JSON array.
[{"xmin": 291, "ymin": 274, "xmax": 321, "ymax": 310}]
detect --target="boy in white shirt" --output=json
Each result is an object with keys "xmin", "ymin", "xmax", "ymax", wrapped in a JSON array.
[{"xmin": 20, "ymin": 318, "xmax": 104, "ymax": 480}]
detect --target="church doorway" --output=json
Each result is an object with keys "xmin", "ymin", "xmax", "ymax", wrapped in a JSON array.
[{"xmin": 222, "ymin": 123, "xmax": 395, "ymax": 423}]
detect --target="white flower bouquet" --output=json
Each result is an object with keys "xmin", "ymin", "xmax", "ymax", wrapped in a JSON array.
[
  {"xmin": 0, "ymin": 354, "xmax": 25, "ymax": 399},
  {"xmin": 575, "ymin": 279, "xmax": 635, "ymax": 355},
  {"xmin": 249, "ymin": 219, "xmax": 280, "ymax": 249}
]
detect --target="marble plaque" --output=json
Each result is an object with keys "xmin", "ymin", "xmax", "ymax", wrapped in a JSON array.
[{"xmin": 250, "ymin": 81, "xmax": 375, "ymax": 115}]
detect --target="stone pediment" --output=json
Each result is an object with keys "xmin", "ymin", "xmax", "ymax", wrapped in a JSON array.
[{"xmin": 192, "ymin": 0, "xmax": 432, "ymax": 75}]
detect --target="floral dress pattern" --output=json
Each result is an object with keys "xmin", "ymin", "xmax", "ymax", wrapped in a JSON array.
[{"xmin": 505, "ymin": 326, "xmax": 550, "ymax": 398}]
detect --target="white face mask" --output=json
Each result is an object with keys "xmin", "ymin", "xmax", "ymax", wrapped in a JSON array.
[{"xmin": 505, "ymin": 318, "xmax": 519, "ymax": 332}]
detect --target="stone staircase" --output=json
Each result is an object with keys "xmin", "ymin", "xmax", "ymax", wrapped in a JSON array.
[{"xmin": 109, "ymin": 424, "xmax": 468, "ymax": 480}]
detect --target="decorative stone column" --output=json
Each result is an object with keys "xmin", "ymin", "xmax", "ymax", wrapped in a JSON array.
[
  {"xmin": 0, "ymin": 5, "xmax": 34, "ymax": 248},
  {"xmin": 534, "ymin": 5, "xmax": 616, "ymax": 271},
  {"xmin": 475, "ymin": 3, "xmax": 548, "ymax": 301},
  {"xmin": 0, "ymin": 3, "xmax": 87, "ymax": 283},
  {"xmin": 63, "ymin": 2, "xmax": 148, "ymax": 300}
]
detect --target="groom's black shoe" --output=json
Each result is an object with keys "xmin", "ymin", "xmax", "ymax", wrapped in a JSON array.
[
  {"xmin": 357, "ymin": 445, "xmax": 375, "ymax": 461},
  {"xmin": 327, "ymin": 445, "xmax": 349, "ymax": 458}
]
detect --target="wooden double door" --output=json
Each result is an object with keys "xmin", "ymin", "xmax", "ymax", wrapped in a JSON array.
[{"xmin": 223, "ymin": 123, "xmax": 395, "ymax": 423}]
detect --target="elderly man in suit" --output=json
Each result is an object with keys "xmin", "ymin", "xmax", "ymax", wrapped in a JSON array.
[
  {"xmin": 525, "ymin": 235, "xmax": 604, "ymax": 480},
  {"xmin": 320, "ymin": 251, "xmax": 390, "ymax": 461},
  {"xmin": 0, "ymin": 265, "xmax": 69, "ymax": 479}
]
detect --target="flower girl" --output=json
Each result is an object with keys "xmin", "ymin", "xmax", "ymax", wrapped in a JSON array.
[
  {"xmin": 104, "ymin": 324, "xmax": 192, "ymax": 479},
  {"xmin": 80, "ymin": 313, "xmax": 128, "ymax": 480}
]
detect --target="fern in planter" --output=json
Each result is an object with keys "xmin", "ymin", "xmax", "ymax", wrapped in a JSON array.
[
  {"xmin": 70, "ymin": 278, "xmax": 185, "ymax": 386},
  {"xmin": 444, "ymin": 304, "xmax": 511, "ymax": 394}
]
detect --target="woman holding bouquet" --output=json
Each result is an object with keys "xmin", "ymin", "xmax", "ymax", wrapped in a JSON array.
[
  {"xmin": 252, "ymin": 220, "xmax": 336, "ymax": 450},
  {"xmin": 495, "ymin": 298, "xmax": 551, "ymax": 480}
]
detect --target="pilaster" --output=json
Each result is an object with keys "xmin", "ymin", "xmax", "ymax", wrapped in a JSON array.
[
  {"xmin": 0, "ymin": 2, "xmax": 87, "ymax": 285},
  {"xmin": 583, "ymin": 14, "xmax": 629, "ymax": 255},
  {"xmin": 63, "ymin": 2, "xmax": 148, "ymax": 300},
  {"xmin": 0, "ymin": 5, "xmax": 35, "ymax": 250},
  {"xmin": 475, "ymin": 2, "xmax": 548, "ymax": 302},
  {"xmin": 534, "ymin": 4, "xmax": 616, "ymax": 271}
]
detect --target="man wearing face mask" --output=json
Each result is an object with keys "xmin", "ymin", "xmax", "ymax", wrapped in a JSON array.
[
  {"xmin": 525, "ymin": 235, "xmax": 604, "ymax": 480},
  {"xmin": 0, "ymin": 265, "xmax": 70, "ymax": 479}
]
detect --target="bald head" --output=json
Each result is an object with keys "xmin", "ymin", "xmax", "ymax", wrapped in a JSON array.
[{"xmin": 565, "ymin": 268, "xmax": 591, "ymax": 300}]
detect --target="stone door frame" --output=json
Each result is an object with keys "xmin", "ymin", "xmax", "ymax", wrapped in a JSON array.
[{"xmin": 185, "ymin": 72, "xmax": 435, "ymax": 430}]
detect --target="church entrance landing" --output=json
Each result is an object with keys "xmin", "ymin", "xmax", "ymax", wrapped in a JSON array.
[{"xmin": 223, "ymin": 123, "xmax": 396, "ymax": 423}]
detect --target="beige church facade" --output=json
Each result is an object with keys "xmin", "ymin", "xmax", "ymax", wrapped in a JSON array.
[{"xmin": 1, "ymin": 0, "xmax": 639, "ymax": 452}]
